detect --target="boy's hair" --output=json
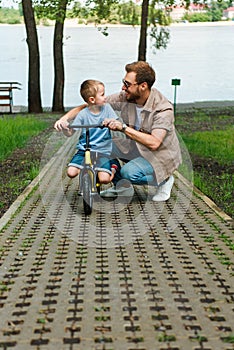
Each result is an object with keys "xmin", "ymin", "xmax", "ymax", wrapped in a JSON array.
[
  {"xmin": 80, "ymin": 79, "xmax": 104, "ymax": 103},
  {"xmin": 125, "ymin": 61, "xmax": 155, "ymax": 89}
]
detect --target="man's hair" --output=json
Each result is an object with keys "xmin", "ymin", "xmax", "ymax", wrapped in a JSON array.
[
  {"xmin": 125, "ymin": 61, "xmax": 156, "ymax": 89},
  {"xmin": 80, "ymin": 79, "xmax": 104, "ymax": 103}
]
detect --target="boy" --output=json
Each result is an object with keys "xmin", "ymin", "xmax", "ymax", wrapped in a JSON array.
[{"xmin": 61, "ymin": 79, "xmax": 119, "ymax": 184}]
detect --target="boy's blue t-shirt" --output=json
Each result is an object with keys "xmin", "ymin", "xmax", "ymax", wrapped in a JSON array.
[{"xmin": 71, "ymin": 103, "xmax": 118, "ymax": 155}]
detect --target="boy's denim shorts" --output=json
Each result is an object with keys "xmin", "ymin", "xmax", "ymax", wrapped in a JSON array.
[{"xmin": 68, "ymin": 150, "xmax": 112, "ymax": 175}]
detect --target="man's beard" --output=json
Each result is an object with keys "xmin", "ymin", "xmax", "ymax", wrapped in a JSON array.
[{"xmin": 125, "ymin": 90, "xmax": 141, "ymax": 103}]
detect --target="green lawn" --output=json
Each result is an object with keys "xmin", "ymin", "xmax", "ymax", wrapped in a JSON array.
[
  {"xmin": 176, "ymin": 111, "xmax": 233, "ymax": 218},
  {"xmin": 0, "ymin": 115, "xmax": 49, "ymax": 162}
]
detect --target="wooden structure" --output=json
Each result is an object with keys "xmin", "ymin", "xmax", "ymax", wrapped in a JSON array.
[{"xmin": 0, "ymin": 81, "xmax": 21, "ymax": 113}]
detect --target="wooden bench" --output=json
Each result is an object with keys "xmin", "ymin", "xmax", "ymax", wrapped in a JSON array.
[{"xmin": 0, "ymin": 82, "xmax": 22, "ymax": 113}]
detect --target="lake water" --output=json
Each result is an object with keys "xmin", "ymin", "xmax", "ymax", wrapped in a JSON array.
[{"xmin": 0, "ymin": 23, "xmax": 234, "ymax": 106}]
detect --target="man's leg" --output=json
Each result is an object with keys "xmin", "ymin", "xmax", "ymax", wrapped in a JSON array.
[
  {"xmin": 101, "ymin": 154, "xmax": 174, "ymax": 201},
  {"xmin": 100, "ymin": 156, "xmax": 156, "ymax": 197},
  {"xmin": 152, "ymin": 175, "xmax": 174, "ymax": 202},
  {"xmin": 119, "ymin": 157, "xmax": 156, "ymax": 185}
]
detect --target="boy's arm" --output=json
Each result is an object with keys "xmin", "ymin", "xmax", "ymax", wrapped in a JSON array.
[{"xmin": 54, "ymin": 104, "xmax": 87, "ymax": 131}]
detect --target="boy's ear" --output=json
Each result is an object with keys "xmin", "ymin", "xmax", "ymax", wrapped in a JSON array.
[{"xmin": 89, "ymin": 96, "xmax": 95, "ymax": 104}]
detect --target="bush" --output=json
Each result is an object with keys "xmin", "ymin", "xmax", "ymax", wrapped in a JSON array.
[
  {"xmin": 183, "ymin": 12, "xmax": 212, "ymax": 22},
  {"xmin": 0, "ymin": 8, "xmax": 22, "ymax": 24}
]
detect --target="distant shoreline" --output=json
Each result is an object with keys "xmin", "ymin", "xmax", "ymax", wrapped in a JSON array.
[
  {"xmin": 0, "ymin": 20, "xmax": 234, "ymax": 28},
  {"xmin": 11, "ymin": 101, "xmax": 234, "ymax": 114},
  {"xmin": 63, "ymin": 19, "xmax": 234, "ymax": 28}
]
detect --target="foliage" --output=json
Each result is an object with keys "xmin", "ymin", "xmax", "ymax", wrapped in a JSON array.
[
  {"xmin": 206, "ymin": 0, "xmax": 229, "ymax": 21},
  {"xmin": 0, "ymin": 7, "xmax": 21, "ymax": 24},
  {"xmin": 33, "ymin": 0, "xmax": 68, "ymax": 21},
  {"xmin": 1, "ymin": 0, "xmax": 232, "ymax": 26},
  {"xmin": 118, "ymin": 0, "xmax": 141, "ymax": 25},
  {"xmin": 183, "ymin": 12, "xmax": 212, "ymax": 22},
  {"xmin": 148, "ymin": 2, "xmax": 172, "ymax": 52},
  {"xmin": 83, "ymin": 0, "xmax": 121, "ymax": 35},
  {"xmin": 150, "ymin": 25, "xmax": 170, "ymax": 51}
]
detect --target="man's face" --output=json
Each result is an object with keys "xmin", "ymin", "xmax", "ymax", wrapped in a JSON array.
[{"xmin": 122, "ymin": 72, "xmax": 141, "ymax": 103}]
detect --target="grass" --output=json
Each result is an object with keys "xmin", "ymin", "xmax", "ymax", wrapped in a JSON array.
[
  {"xmin": 0, "ymin": 113, "xmax": 63, "ymax": 216},
  {"xmin": 0, "ymin": 115, "xmax": 49, "ymax": 162},
  {"xmin": 176, "ymin": 110, "xmax": 234, "ymax": 218},
  {"xmin": 181, "ymin": 127, "xmax": 234, "ymax": 165}
]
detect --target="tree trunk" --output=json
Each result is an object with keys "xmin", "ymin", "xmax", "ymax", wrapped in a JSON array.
[
  {"xmin": 138, "ymin": 0, "xmax": 149, "ymax": 61},
  {"xmin": 52, "ymin": 0, "xmax": 67, "ymax": 112},
  {"xmin": 22, "ymin": 0, "xmax": 42, "ymax": 113}
]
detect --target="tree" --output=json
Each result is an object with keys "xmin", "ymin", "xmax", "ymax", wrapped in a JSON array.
[
  {"xmin": 35, "ymin": 0, "xmax": 69, "ymax": 112},
  {"xmin": 138, "ymin": 0, "xmax": 149, "ymax": 61},
  {"xmin": 138, "ymin": 0, "xmax": 172, "ymax": 61},
  {"xmin": 22, "ymin": 0, "xmax": 42, "ymax": 113},
  {"xmin": 52, "ymin": 0, "xmax": 68, "ymax": 112},
  {"xmin": 118, "ymin": 1, "xmax": 140, "ymax": 25},
  {"xmin": 85, "ymin": 0, "xmax": 119, "ymax": 35},
  {"xmin": 207, "ymin": 0, "xmax": 229, "ymax": 22}
]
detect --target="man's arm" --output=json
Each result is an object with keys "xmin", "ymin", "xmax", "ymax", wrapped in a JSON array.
[
  {"xmin": 103, "ymin": 119, "xmax": 167, "ymax": 151},
  {"xmin": 54, "ymin": 104, "xmax": 87, "ymax": 131}
]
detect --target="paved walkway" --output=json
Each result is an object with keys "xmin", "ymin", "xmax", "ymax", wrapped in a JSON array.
[{"xmin": 0, "ymin": 133, "xmax": 233, "ymax": 350}]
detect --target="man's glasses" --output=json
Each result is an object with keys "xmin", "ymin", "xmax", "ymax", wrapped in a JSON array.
[{"xmin": 122, "ymin": 79, "xmax": 139, "ymax": 89}]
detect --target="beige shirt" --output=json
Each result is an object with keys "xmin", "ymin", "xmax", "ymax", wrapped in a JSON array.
[{"xmin": 107, "ymin": 88, "xmax": 182, "ymax": 184}]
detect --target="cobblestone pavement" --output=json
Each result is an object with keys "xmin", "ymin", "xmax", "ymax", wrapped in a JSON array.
[{"xmin": 0, "ymin": 133, "xmax": 233, "ymax": 350}]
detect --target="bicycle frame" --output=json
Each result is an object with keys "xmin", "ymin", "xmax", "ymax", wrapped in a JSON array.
[{"xmin": 69, "ymin": 123, "xmax": 104, "ymax": 214}]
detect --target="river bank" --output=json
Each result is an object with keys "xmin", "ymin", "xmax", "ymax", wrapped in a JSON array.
[{"xmin": 1, "ymin": 19, "xmax": 234, "ymax": 28}]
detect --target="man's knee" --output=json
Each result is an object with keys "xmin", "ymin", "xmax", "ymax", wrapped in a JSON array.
[
  {"xmin": 120, "ymin": 159, "xmax": 154, "ymax": 184},
  {"xmin": 120, "ymin": 166, "xmax": 138, "ymax": 182}
]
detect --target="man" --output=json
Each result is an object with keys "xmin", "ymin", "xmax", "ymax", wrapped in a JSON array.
[{"xmin": 54, "ymin": 61, "xmax": 182, "ymax": 201}]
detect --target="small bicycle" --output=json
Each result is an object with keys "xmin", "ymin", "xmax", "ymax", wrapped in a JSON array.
[{"xmin": 69, "ymin": 123, "xmax": 105, "ymax": 215}]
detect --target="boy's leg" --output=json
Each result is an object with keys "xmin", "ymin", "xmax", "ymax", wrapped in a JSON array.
[
  {"xmin": 67, "ymin": 166, "xmax": 80, "ymax": 178},
  {"xmin": 95, "ymin": 155, "xmax": 117, "ymax": 184},
  {"xmin": 67, "ymin": 150, "xmax": 84, "ymax": 178},
  {"xmin": 97, "ymin": 171, "xmax": 112, "ymax": 184}
]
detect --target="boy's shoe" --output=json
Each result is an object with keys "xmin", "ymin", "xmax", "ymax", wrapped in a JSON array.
[
  {"xmin": 111, "ymin": 164, "xmax": 119, "ymax": 174},
  {"xmin": 100, "ymin": 185, "xmax": 134, "ymax": 198},
  {"xmin": 152, "ymin": 175, "xmax": 174, "ymax": 202}
]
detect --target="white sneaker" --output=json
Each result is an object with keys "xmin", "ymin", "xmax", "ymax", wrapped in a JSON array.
[
  {"xmin": 100, "ymin": 185, "xmax": 134, "ymax": 198},
  {"xmin": 152, "ymin": 175, "xmax": 174, "ymax": 202}
]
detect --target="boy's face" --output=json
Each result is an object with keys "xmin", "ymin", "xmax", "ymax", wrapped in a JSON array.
[{"xmin": 93, "ymin": 84, "xmax": 106, "ymax": 106}]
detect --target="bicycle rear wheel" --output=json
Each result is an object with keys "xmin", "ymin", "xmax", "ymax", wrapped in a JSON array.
[{"xmin": 83, "ymin": 173, "xmax": 92, "ymax": 215}]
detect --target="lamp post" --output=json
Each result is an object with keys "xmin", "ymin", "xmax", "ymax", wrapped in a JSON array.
[{"xmin": 171, "ymin": 78, "xmax": 181, "ymax": 116}]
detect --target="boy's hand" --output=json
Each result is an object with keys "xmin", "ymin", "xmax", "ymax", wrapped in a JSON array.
[{"xmin": 54, "ymin": 120, "xmax": 69, "ymax": 131}]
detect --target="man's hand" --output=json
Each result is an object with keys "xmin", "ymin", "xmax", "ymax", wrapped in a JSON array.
[{"xmin": 103, "ymin": 118, "xmax": 124, "ymax": 131}]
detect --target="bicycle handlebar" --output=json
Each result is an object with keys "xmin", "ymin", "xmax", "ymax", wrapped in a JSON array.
[{"xmin": 69, "ymin": 123, "xmax": 105, "ymax": 129}]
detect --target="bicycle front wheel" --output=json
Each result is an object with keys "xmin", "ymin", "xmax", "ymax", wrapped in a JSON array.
[{"xmin": 83, "ymin": 173, "xmax": 93, "ymax": 215}]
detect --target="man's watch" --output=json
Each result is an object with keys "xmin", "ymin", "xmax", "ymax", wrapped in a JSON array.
[{"xmin": 122, "ymin": 123, "xmax": 127, "ymax": 132}]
